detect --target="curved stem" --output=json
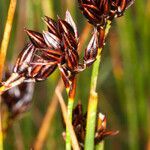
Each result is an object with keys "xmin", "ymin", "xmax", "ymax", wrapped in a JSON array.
[{"xmin": 85, "ymin": 21, "xmax": 111, "ymax": 150}]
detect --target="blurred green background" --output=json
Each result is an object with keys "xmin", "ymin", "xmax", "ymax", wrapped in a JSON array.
[{"xmin": 0, "ymin": 0, "xmax": 150, "ymax": 149}]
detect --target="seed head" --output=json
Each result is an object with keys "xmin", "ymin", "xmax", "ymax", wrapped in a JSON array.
[
  {"xmin": 62, "ymin": 103, "xmax": 119, "ymax": 149},
  {"xmin": 0, "ymin": 11, "xmax": 99, "ymax": 93},
  {"xmin": 13, "ymin": 43, "xmax": 57, "ymax": 82},
  {"xmin": 78, "ymin": 0, "xmax": 134, "ymax": 27},
  {"xmin": 1, "ymin": 66, "xmax": 34, "ymax": 119}
]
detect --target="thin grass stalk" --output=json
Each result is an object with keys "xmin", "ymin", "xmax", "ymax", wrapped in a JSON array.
[
  {"xmin": 66, "ymin": 95, "xmax": 74, "ymax": 150},
  {"xmin": 55, "ymin": 86, "xmax": 80, "ymax": 150},
  {"xmin": 66, "ymin": 77, "xmax": 76, "ymax": 150},
  {"xmin": 0, "ymin": 0, "xmax": 17, "ymax": 149},
  {"xmin": 0, "ymin": 0, "xmax": 17, "ymax": 80},
  {"xmin": 85, "ymin": 21, "xmax": 111, "ymax": 150}
]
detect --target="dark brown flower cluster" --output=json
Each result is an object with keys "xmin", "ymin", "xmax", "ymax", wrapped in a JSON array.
[
  {"xmin": 1, "ymin": 66, "xmax": 34, "ymax": 133},
  {"xmin": 62, "ymin": 103, "xmax": 118, "ymax": 149},
  {"xmin": 78, "ymin": 0, "xmax": 134, "ymax": 27},
  {"xmin": 1, "ymin": 66, "xmax": 34, "ymax": 119},
  {"xmin": 1, "ymin": 11, "xmax": 98, "ymax": 94},
  {"xmin": 0, "ymin": 0, "xmax": 134, "ymax": 94}
]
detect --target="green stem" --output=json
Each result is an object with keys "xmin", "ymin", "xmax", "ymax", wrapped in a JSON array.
[
  {"xmin": 85, "ymin": 21, "xmax": 111, "ymax": 150},
  {"xmin": 66, "ymin": 97, "xmax": 74, "ymax": 150},
  {"xmin": 84, "ymin": 48, "xmax": 101, "ymax": 150},
  {"xmin": 66, "ymin": 77, "xmax": 76, "ymax": 150}
]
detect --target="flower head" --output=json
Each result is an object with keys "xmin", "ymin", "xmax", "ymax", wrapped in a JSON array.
[
  {"xmin": 62, "ymin": 103, "xmax": 118, "ymax": 149},
  {"xmin": 1, "ymin": 66, "xmax": 34, "ymax": 119},
  {"xmin": 0, "ymin": 11, "xmax": 98, "ymax": 94},
  {"xmin": 78, "ymin": 0, "xmax": 134, "ymax": 27},
  {"xmin": 23, "ymin": 11, "xmax": 98, "ymax": 88},
  {"xmin": 13, "ymin": 43, "xmax": 57, "ymax": 82}
]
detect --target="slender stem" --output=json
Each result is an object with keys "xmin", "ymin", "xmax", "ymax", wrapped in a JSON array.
[
  {"xmin": 55, "ymin": 86, "xmax": 80, "ymax": 150},
  {"xmin": 0, "ymin": 0, "xmax": 17, "ymax": 80},
  {"xmin": 90, "ymin": 48, "xmax": 102, "ymax": 91},
  {"xmin": 85, "ymin": 21, "xmax": 111, "ymax": 150},
  {"xmin": 66, "ymin": 77, "xmax": 76, "ymax": 150},
  {"xmin": 66, "ymin": 97, "xmax": 74, "ymax": 150},
  {"xmin": 84, "ymin": 48, "xmax": 101, "ymax": 150},
  {"xmin": 0, "ymin": 0, "xmax": 17, "ymax": 149}
]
